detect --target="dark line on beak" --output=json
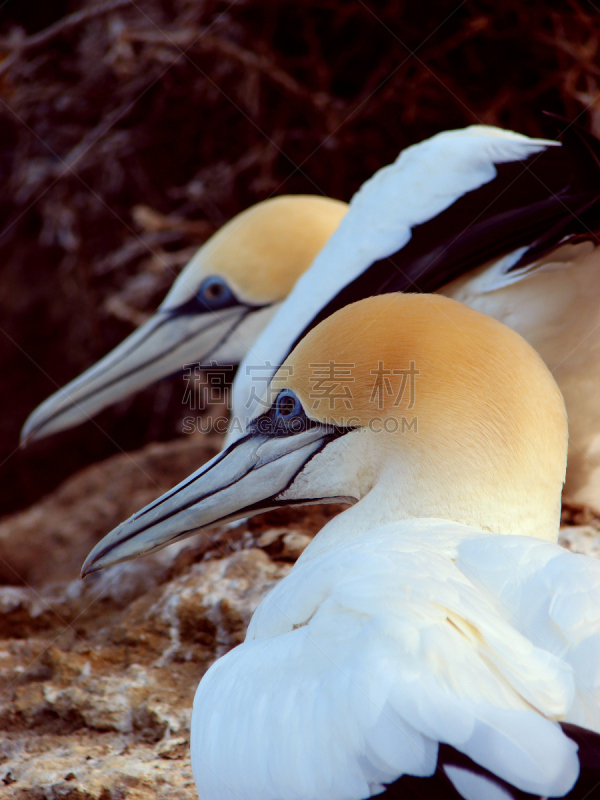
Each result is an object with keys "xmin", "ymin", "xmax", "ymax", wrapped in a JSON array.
[
  {"xmin": 132, "ymin": 431, "xmax": 256, "ymax": 521},
  {"xmin": 88, "ymin": 430, "xmax": 343, "ymax": 569},
  {"xmin": 27, "ymin": 307, "xmax": 251, "ymax": 439},
  {"xmin": 85, "ymin": 435, "xmax": 267, "ymax": 566}
]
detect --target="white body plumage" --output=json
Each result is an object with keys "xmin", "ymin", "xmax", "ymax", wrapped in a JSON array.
[
  {"xmin": 192, "ymin": 520, "xmax": 600, "ymax": 799},
  {"xmin": 83, "ymin": 294, "xmax": 598, "ymax": 799}
]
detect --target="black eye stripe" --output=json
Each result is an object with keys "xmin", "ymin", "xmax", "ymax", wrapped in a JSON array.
[
  {"xmin": 168, "ymin": 277, "xmax": 240, "ymax": 316},
  {"xmin": 248, "ymin": 390, "xmax": 313, "ymax": 437},
  {"xmin": 249, "ymin": 392, "xmax": 355, "ymax": 440}
]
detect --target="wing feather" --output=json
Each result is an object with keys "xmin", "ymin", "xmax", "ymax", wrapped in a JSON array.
[{"xmin": 192, "ymin": 522, "xmax": 595, "ymax": 799}]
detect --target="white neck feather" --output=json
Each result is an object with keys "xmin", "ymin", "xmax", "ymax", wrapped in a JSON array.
[{"xmin": 293, "ymin": 430, "xmax": 563, "ymax": 566}]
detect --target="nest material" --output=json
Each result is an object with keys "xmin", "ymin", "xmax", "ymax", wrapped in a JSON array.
[{"xmin": 1, "ymin": 0, "xmax": 599, "ymax": 515}]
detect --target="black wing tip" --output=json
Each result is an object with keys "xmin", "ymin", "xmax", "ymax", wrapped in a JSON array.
[{"xmin": 376, "ymin": 726, "xmax": 600, "ymax": 800}]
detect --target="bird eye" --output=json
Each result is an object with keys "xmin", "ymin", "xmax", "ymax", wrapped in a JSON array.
[
  {"xmin": 246, "ymin": 389, "xmax": 313, "ymax": 436},
  {"xmin": 275, "ymin": 390, "xmax": 303, "ymax": 420},
  {"xmin": 197, "ymin": 277, "xmax": 234, "ymax": 309}
]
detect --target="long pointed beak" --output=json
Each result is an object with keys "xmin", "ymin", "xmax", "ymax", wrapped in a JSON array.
[
  {"xmin": 81, "ymin": 425, "xmax": 335, "ymax": 577},
  {"xmin": 21, "ymin": 306, "xmax": 251, "ymax": 443}
]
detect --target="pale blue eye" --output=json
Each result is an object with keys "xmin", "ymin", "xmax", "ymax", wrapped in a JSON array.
[
  {"xmin": 197, "ymin": 277, "xmax": 234, "ymax": 309},
  {"xmin": 275, "ymin": 390, "xmax": 302, "ymax": 420}
]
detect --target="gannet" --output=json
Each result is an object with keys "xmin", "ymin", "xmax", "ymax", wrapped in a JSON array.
[
  {"xmin": 24, "ymin": 123, "xmax": 600, "ymax": 508},
  {"xmin": 225, "ymin": 123, "xmax": 600, "ymax": 510},
  {"xmin": 20, "ymin": 195, "xmax": 347, "ymax": 442},
  {"xmin": 83, "ymin": 294, "xmax": 600, "ymax": 800}
]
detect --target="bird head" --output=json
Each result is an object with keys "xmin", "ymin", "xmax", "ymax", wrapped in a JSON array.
[
  {"xmin": 21, "ymin": 195, "xmax": 347, "ymax": 443},
  {"xmin": 81, "ymin": 294, "xmax": 567, "ymax": 576}
]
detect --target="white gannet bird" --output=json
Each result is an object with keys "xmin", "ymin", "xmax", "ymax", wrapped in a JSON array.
[
  {"xmin": 24, "ymin": 123, "xmax": 600, "ymax": 508},
  {"xmin": 20, "ymin": 195, "xmax": 347, "ymax": 442},
  {"xmin": 224, "ymin": 122, "xmax": 600, "ymax": 510},
  {"xmin": 83, "ymin": 294, "xmax": 600, "ymax": 800}
]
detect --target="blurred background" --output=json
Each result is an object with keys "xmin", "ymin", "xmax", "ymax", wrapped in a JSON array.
[{"xmin": 2, "ymin": 0, "xmax": 600, "ymax": 517}]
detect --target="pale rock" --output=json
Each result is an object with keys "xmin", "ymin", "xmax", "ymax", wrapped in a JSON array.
[
  {"xmin": 151, "ymin": 549, "xmax": 291, "ymax": 661},
  {"xmin": 559, "ymin": 524, "xmax": 600, "ymax": 558},
  {"xmin": 0, "ymin": 436, "xmax": 348, "ymax": 798}
]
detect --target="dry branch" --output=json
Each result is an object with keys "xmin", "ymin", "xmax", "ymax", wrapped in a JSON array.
[{"xmin": 0, "ymin": 0, "xmax": 134, "ymax": 78}]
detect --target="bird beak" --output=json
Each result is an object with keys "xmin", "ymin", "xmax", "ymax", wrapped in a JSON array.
[
  {"xmin": 81, "ymin": 423, "xmax": 337, "ymax": 577},
  {"xmin": 20, "ymin": 305, "xmax": 254, "ymax": 443}
]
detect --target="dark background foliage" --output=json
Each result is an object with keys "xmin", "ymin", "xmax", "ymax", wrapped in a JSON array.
[{"xmin": 1, "ymin": 0, "xmax": 599, "ymax": 516}]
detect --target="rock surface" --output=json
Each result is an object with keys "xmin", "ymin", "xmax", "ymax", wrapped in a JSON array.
[
  {"xmin": 0, "ymin": 433, "xmax": 223, "ymax": 587},
  {"xmin": 0, "ymin": 435, "xmax": 343, "ymax": 798}
]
